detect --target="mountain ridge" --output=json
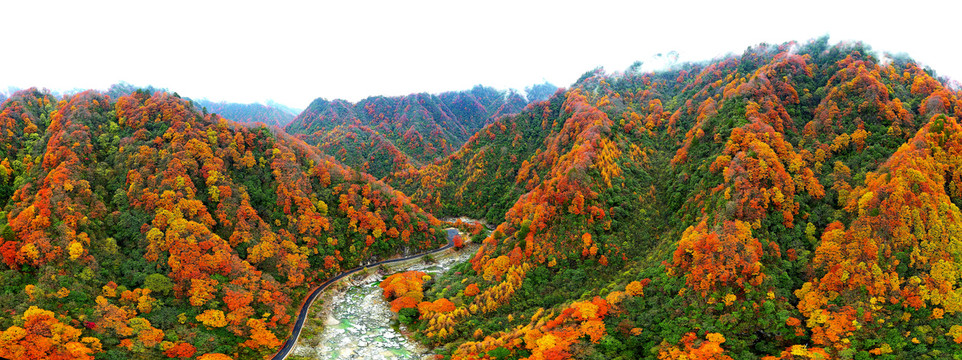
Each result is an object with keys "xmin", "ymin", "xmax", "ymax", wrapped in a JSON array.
[{"xmin": 284, "ymin": 85, "xmax": 545, "ymax": 179}]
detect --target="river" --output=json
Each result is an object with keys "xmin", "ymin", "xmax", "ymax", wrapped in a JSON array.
[{"xmin": 288, "ymin": 245, "xmax": 476, "ymax": 359}]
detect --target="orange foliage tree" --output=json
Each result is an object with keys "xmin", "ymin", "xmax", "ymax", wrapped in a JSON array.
[
  {"xmin": 380, "ymin": 271, "xmax": 429, "ymax": 312},
  {"xmin": 0, "ymin": 306, "xmax": 99, "ymax": 360}
]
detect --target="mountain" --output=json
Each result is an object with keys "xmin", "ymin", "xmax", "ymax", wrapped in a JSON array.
[
  {"xmin": 193, "ymin": 99, "xmax": 297, "ymax": 128},
  {"xmin": 524, "ymin": 81, "xmax": 559, "ymax": 103},
  {"xmin": 386, "ymin": 86, "xmax": 568, "ymax": 222},
  {"xmin": 106, "ymin": 83, "xmax": 297, "ymax": 127},
  {"xmin": 0, "ymin": 89, "xmax": 447, "ymax": 359},
  {"xmin": 104, "ymin": 82, "xmax": 168, "ymax": 100},
  {"xmin": 284, "ymin": 86, "xmax": 529, "ymax": 179},
  {"xmin": 265, "ymin": 100, "xmax": 303, "ymax": 120},
  {"xmin": 387, "ymin": 38, "xmax": 962, "ymax": 359}
]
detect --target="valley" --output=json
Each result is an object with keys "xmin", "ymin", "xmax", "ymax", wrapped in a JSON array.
[
  {"xmin": 288, "ymin": 237, "xmax": 476, "ymax": 360},
  {"xmin": 2, "ymin": 37, "xmax": 962, "ymax": 360}
]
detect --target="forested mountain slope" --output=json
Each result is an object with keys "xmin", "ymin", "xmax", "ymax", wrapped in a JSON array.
[
  {"xmin": 284, "ymin": 86, "xmax": 529, "ymax": 179},
  {"xmin": 390, "ymin": 38, "xmax": 962, "ymax": 359},
  {"xmin": 0, "ymin": 89, "xmax": 447, "ymax": 359}
]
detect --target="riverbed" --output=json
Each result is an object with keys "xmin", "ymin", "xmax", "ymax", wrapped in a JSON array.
[{"xmin": 289, "ymin": 246, "xmax": 476, "ymax": 359}]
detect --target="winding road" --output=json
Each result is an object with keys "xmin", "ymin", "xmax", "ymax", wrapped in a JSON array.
[{"xmin": 270, "ymin": 228, "xmax": 461, "ymax": 360}]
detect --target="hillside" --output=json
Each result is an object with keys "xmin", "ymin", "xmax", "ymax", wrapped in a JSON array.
[
  {"xmin": 0, "ymin": 89, "xmax": 447, "ymax": 359},
  {"xmin": 284, "ymin": 86, "xmax": 530, "ymax": 179},
  {"xmin": 387, "ymin": 38, "xmax": 962, "ymax": 359}
]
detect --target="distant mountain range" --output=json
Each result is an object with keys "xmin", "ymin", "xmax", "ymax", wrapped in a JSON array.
[
  {"xmin": 284, "ymin": 85, "xmax": 556, "ymax": 179},
  {"xmin": 104, "ymin": 82, "xmax": 298, "ymax": 127},
  {"xmin": 193, "ymin": 99, "xmax": 297, "ymax": 127}
]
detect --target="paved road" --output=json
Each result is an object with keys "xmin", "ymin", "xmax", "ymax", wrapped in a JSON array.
[{"xmin": 270, "ymin": 228, "xmax": 460, "ymax": 360}]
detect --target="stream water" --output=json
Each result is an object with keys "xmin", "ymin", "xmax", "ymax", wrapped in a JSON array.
[{"xmin": 290, "ymin": 248, "xmax": 475, "ymax": 359}]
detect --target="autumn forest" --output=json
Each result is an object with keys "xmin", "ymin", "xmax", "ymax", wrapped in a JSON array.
[{"xmin": 2, "ymin": 38, "xmax": 962, "ymax": 359}]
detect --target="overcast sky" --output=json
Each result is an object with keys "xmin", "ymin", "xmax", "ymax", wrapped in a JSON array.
[{"xmin": 2, "ymin": 0, "xmax": 960, "ymax": 110}]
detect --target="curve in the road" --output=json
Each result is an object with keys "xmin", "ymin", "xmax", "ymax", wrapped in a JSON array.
[{"xmin": 270, "ymin": 228, "xmax": 460, "ymax": 360}]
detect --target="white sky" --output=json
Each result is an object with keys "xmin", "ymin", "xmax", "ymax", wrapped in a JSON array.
[{"xmin": 2, "ymin": 0, "xmax": 960, "ymax": 110}]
